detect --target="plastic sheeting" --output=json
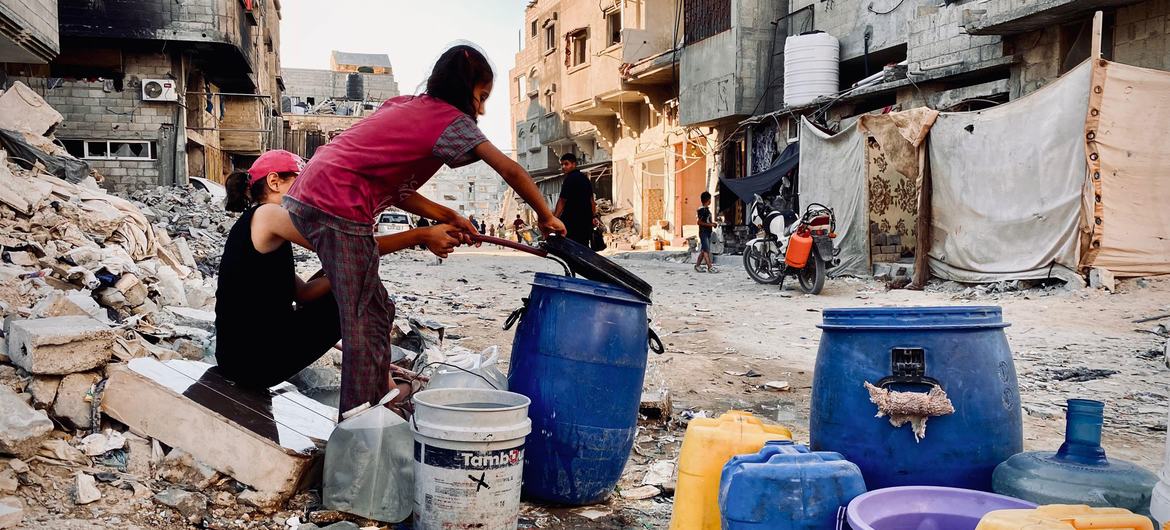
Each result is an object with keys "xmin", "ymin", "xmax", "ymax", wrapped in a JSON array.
[
  {"xmin": 926, "ymin": 62, "xmax": 1091, "ymax": 283},
  {"xmin": 1082, "ymin": 61, "xmax": 1170, "ymax": 277},
  {"xmin": 720, "ymin": 142, "xmax": 799, "ymax": 204},
  {"xmin": 799, "ymin": 118, "xmax": 869, "ymax": 277}
]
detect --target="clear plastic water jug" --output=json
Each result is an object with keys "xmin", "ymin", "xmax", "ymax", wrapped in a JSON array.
[{"xmin": 993, "ymin": 399, "xmax": 1158, "ymax": 515}]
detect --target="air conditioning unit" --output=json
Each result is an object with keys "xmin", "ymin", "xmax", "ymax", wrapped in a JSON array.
[{"xmin": 141, "ymin": 79, "xmax": 178, "ymax": 102}]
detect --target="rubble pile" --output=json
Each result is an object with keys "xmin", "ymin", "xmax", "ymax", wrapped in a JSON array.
[
  {"xmin": 128, "ymin": 186, "xmax": 237, "ymax": 276},
  {"xmin": 0, "ymin": 84, "xmax": 306, "ymax": 529}
]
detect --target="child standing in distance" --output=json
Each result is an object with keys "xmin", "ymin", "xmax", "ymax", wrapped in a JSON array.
[
  {"xmin": 283, "ymin": 44, "xmax": 565, "ymax": 414},
  {"xmin": 696, "ymin": 191, "xmax": 718, "ymax": 273}
]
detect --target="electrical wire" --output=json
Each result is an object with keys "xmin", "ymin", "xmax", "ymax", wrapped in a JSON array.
[{"xmin": 867, "ymin": 0, "xmax": 906, "ymax": 15}]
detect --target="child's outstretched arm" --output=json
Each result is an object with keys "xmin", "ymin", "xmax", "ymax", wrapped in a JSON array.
[
  {"xmin": 398, "ymin": 191, "xmax": 478, "ymax": 243},
  {"xmin": 375, "ymin": 224, "xmax": 463, "ymax": 258},
  {"xmin": 475, "ymin": 142, "xmax": 566, "ymax": 237}
]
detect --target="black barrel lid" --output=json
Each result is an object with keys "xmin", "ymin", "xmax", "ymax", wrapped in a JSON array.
[{"xmin": 540, "ymin": 236, "xmax": 653, "ymax": 303}]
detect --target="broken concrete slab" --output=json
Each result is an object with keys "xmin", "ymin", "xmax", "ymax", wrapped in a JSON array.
[
  {"xmin": 153, "ymin": 488, "xmax": 206, "ymax": 523},
  {"xmin": 238, "ymin": 489, "xmax": 284, "ymax": 511},
  {"xmin": 0, "ymin": 469, "xmax": 16, "ymax": 494},
  {"xmin": 157, "ymin": 448, "xmax": 220, "ymax": 490},
  {"xmin": 165, "ymin": 306, "xmax": 216, "ymax": 332},
  {"xmin": 619, "ymin": 484, "xmax": 660, "ymax": 500},
  {"xmin": 114, "ymin": 274, "xmax": 149, "ymax": 308},
  {"xmin": 78, "ymin": 430, "xmax": 126, "ymax": 457},
  {"xmin": 123, "ymin": 433, "xmax": 152, "ymax": 478},
  {"xmin": 27, "ymin": 376, "xmax": 60, "ymax": 409},
  {"xmin": 102, "ymin": 358, "xmax": 335, "ymax": 498},
  {"xmin": 52, "ymin": 372, "xmax": 100, "ymax": 430},
  {"xmin": 0, "ymin": 386, "xmax": 54, "ymax": 458},
  {"xmin": 0, "ymin": 496, "xmax": 23, "ymax": 529},
  {"xmin": 0, "ymin": 82, "xmax": 63, "ymax": 135},
  {"xmin": 30, "ymin": 292, "xmax": 107, "ymax": 323},
  {"xmin": 4, "ymin": 460, "xmax": 27, "ymax": 475},
  {"xmin": 0, "ymin": 157, "xmax": 54, "ymax": 216},
  {"xmin": 74, "ymin": 472, "xmax": 101, "ymax": 505},
  {"xmin": 6, "ymin": 316, "xmax": 115, "ymax": 375},
  {"xmin": 639, "ymin": 389, "xmax": 672, "ymax": 420},
  {"xmin": 1089, "ymin": 267, "xmax": 1116, "ymax": 292}
]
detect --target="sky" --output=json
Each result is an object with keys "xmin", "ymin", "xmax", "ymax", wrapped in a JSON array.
[{"xmin": 279, "ymin": 0, "xmax": 530, "ymax": 151}]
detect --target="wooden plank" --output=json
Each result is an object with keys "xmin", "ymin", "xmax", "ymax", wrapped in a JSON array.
[
  {"xmin": 102, "ymin": 358, "xmax": 335, "ymax": 496},
  {"xmin": 1091, "ymin": 11, "xmax": 1104, "ymax": 59}
]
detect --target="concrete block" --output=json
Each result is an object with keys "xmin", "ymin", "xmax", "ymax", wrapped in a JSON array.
[
  {"xmin": 1089, "ymin": 267, "xmax": 1116, "ymax": 292},
  {"xmin": 102, "ymin": 358, "xmax": 335, "ymax": 498},
  {"xmin": 888, "ymin": 234, "xmax": 901, "ymax": 246},
  {"xmin": 26, "ymin": 376, "xmax": 60, "ymax": 409},
  {"xmin": 0, "ymin": 386, "xmax": 53, "ymax": 458},
  {"xmin": 6, "ymin": 316, "xmax": 115, "ymax": 375},
  {"xmin": 53, "ymin": 372, "xmax": 100, "ymax": 430}
]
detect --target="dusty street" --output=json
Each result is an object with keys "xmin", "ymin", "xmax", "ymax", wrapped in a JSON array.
[{"xmin": 346, "ymin": 244, "xmax": 1170, "ymax": 528}]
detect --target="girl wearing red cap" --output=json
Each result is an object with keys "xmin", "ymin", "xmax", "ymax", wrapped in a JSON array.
[
  {"xmin": 214, "ymin": 149, "xmax": 463, "ymax": 391},
  {"xmin": 283, "ymin": 44, "xmax": 565, "ymax": 414}
]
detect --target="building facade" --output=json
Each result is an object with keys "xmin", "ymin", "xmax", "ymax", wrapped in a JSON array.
[
  {"xmin": 3, "ymin": 0, "xmax": 284, "ymax": 193},
  {"xmin": 0, "ymin": 0, "xmax": 59, "ymax": 64},
  {"xmin": 281, "ymin": 51, "xmax": 400, "ymax": 159},
  {"xmin": 511, "ymin": 0, "xmax": 701, "ymax": 244},
  {"xmin": 417, "ymin": 161, "xmax": 510, "ymax": 224}
]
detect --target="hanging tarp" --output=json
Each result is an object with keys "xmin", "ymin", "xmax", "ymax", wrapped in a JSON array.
[
  {"xmin": 857, "ymin": 109, "xmax": 938, "ymax": 261},
  {"xmin": 720, "ymin": 142, "xmax": 799, "ymax": 204},
  {"xmin": 926, "ymin": 61, "xmax": 1091, "ymax": 284},
  {"xmin": 1081, "ymin": 60, "xmax": 1170, "ymax": 277},
  {"xmin": 799, "ymin": 118, "xmax": 868, "ymax": 277}
]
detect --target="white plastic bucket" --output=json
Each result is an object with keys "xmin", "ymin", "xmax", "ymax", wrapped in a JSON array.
[
  {"xmin": 1152, "ymin": 407, "xmax": 1170, "ymax": 525},
  {"xmin": 411, "ymin": 388, "xmax": 531, "ymax": 530}
]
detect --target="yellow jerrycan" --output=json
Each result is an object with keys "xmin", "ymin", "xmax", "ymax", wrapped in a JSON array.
[
  {"xmin": 977, "ymin": 505, "xmax": 1154, "ymax": 530},
  {"xmin": 669, "ymin": 411, "xmax": 793, "ymax": 530}
]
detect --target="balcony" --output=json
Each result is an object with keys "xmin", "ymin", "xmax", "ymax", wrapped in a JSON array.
[
  {"xmin": 965, "ymin": 0, "xmax": 1144, "ymax": 35},
  {"xmin": 0, "ymin": 0, "xmax": 59, "ymax": 63},
  {"xmin": 59, "ymin": 0, "xmax": 263, "ymax": 90}
]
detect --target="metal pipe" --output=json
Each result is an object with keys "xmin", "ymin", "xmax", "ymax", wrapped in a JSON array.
[{"xmin": 910, "ymin": 59, "xmax": 964, "ymax": 75}]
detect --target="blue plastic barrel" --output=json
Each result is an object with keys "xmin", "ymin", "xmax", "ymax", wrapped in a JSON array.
[
  {"xmin": 507, "ymin": 273, "xmax": 650, "ymax": 504},
  {"xmin": 810, "ymin": 306, "xmax": 1022, "ymax": 491},
  {"xmin": 720, "ymin": 440, "xmax": 867, "ymax": 530}
]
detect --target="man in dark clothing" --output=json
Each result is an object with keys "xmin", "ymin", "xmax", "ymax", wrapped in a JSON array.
[
  {"xmin": 696, "ymin": 191, "xmax": 718, "ymax": 273},
  {"xmin": 554, "ymin": 153, "xmax": 596, "ymax": 246}
]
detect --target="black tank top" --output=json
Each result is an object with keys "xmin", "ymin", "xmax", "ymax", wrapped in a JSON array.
[{"xmin": 215, "ymin": 207, "xmax": 295, "ymax": 360}]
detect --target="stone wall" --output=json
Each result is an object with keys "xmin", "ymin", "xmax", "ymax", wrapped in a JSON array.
[
  {"xmin": 282, "ymin": 68, "xmax": 399, "ymax": 103},
  {"xmin": 0, "ymin": 0, "xmax": 59, "ymax": 63},
  {"xmin": 1114, "ymin": 0, "xmax": 1170, "ymax": 71},
  {"xmin": 908, "ymin": 4, "xmax": 1004, "ymax": 74}
]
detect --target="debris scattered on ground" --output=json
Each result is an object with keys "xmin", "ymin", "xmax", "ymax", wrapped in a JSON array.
[
  {"xmin": 1044, "ymin": 368, "xmax": 1120, "ymax": 382},
  {"xmin": 619, "ymin": 484, "xmax": 661, "ymax": 500},
  {"xmin": 764, "ymin": 380, "xmax": 791, "ymax": 391}
]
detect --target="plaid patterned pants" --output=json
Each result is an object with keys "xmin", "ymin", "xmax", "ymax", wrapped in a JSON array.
[{"xmin": 285, "ymin": 196, "xmax": 392, "ymax": 414}]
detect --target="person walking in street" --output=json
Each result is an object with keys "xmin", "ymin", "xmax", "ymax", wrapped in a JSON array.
[
  {"xmin": 695, "ymin": 191, "xmax": 718, "ymax": 273},
  {"xmin": 215, "ymin": 150, "xmax": 462, "ymax": 393},
  {"xmin": 553, "ymin": 153, "xmax": 596, "ymax": 247},
  {"xmin": 513, "ymin": 214, "xmax": 527, "ymax": 243},
  {"xmin": 497, "ymin": 217, "xmax": 506, "ymax": 240},
  {"xmin": 280, "ymin": 44, "xmax": 566, "ymax": 414}
]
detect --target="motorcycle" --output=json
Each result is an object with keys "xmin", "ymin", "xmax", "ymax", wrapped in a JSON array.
[{"xmin": 742, "ymin": 194, "xmax": 839, "ymax": 294}]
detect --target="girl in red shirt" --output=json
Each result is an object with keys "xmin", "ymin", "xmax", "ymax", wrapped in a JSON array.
[{"xmin": 283, "ymin": 44, "xmax": 564, "ymax": 414}]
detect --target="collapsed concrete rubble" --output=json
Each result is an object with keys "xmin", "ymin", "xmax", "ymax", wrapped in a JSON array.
[{"xmin": 0, "ymin": 86, "xmax": 340, "ymax": 529}]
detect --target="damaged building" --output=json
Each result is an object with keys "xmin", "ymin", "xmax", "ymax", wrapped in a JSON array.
[
  {"xmin": 1, "ymin": 0, "xmax": 284, "ymax": 193},
  {"xmin": 511, "ymin": 0, "xmax": 685, "ymax": 246},
  {"xmin": 281, "ymin": 50, "xmax": 400, "ymax": 158}
]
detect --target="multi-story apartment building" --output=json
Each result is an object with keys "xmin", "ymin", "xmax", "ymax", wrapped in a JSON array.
[
  {"xmin": 3, "ymin": 0, "xmax": 284, "ymax": 192},
  {"xmin": 512, "ymin": 0, "xmax": 695, "ymax": 243},
  {"xmin": 417, "ymin": 161, "xmax": 510, "ymax": 223}
]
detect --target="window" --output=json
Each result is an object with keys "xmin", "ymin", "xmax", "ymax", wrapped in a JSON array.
[
  {"xmin": 531, "ymin": 20, "xmax": 538, "ymax": 38},
  {"xmin": 684, "ymin": 0, "xmax": 730, "ymax": 44},
  {"xmin": 606, "ymin": 11, "xmax": 622, "ymax": 46},
  {"xmin": 543, "ymin": 92, "xmax": 554, "ymax": 112},
  {"xmin": 544, "ymin": 24, "xmax": 556, "ymax": 51},
  {"xmin": 306, "ymin": 96, "xmax": 316, "ymax": 106},
  {"xmin": 528, "ymin": 68, "xmax": 539, "ymax": 97},
  {"xmin": 73, "ymin": 140, "xmax": 156, "ymax": 160},
  {"xmin": 570, "ymin": 29, "xmax": 589, "ymax": 67},
  {"xmin": 517, "ymin": 76, "xmax": 526, "ymax": 101}
]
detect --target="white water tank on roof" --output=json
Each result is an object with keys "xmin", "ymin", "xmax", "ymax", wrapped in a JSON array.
[{"xmin": 784, "ymin": 32, "xmax": 840, "ymax": 107}]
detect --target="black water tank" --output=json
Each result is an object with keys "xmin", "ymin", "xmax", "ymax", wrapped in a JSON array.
[
  {"xmin": 346, "ymin": 73, "xmax": 364, "ymax": 101},
  {"xmin": 281, "ymin": 96, "xmax": 292, "ymax": 113}
]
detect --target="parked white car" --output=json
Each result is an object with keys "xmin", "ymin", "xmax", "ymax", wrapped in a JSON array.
[{"xmin": 375, "ymin": 210, "xmax": 413, "ymax": 235}]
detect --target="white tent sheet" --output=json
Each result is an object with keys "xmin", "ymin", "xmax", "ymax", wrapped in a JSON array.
[
  {"xmin": 799, "ymin": 119, "xmax": 869, "ymax": 277},
  {"xmin": 926, "ymin": 61, "xmax": 1091, "ymax": 283}
]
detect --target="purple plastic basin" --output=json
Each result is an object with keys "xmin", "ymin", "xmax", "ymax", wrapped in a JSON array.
[{"xmin": 847, "ymin": 486, "xmax": 1037, "ymax": 530}]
